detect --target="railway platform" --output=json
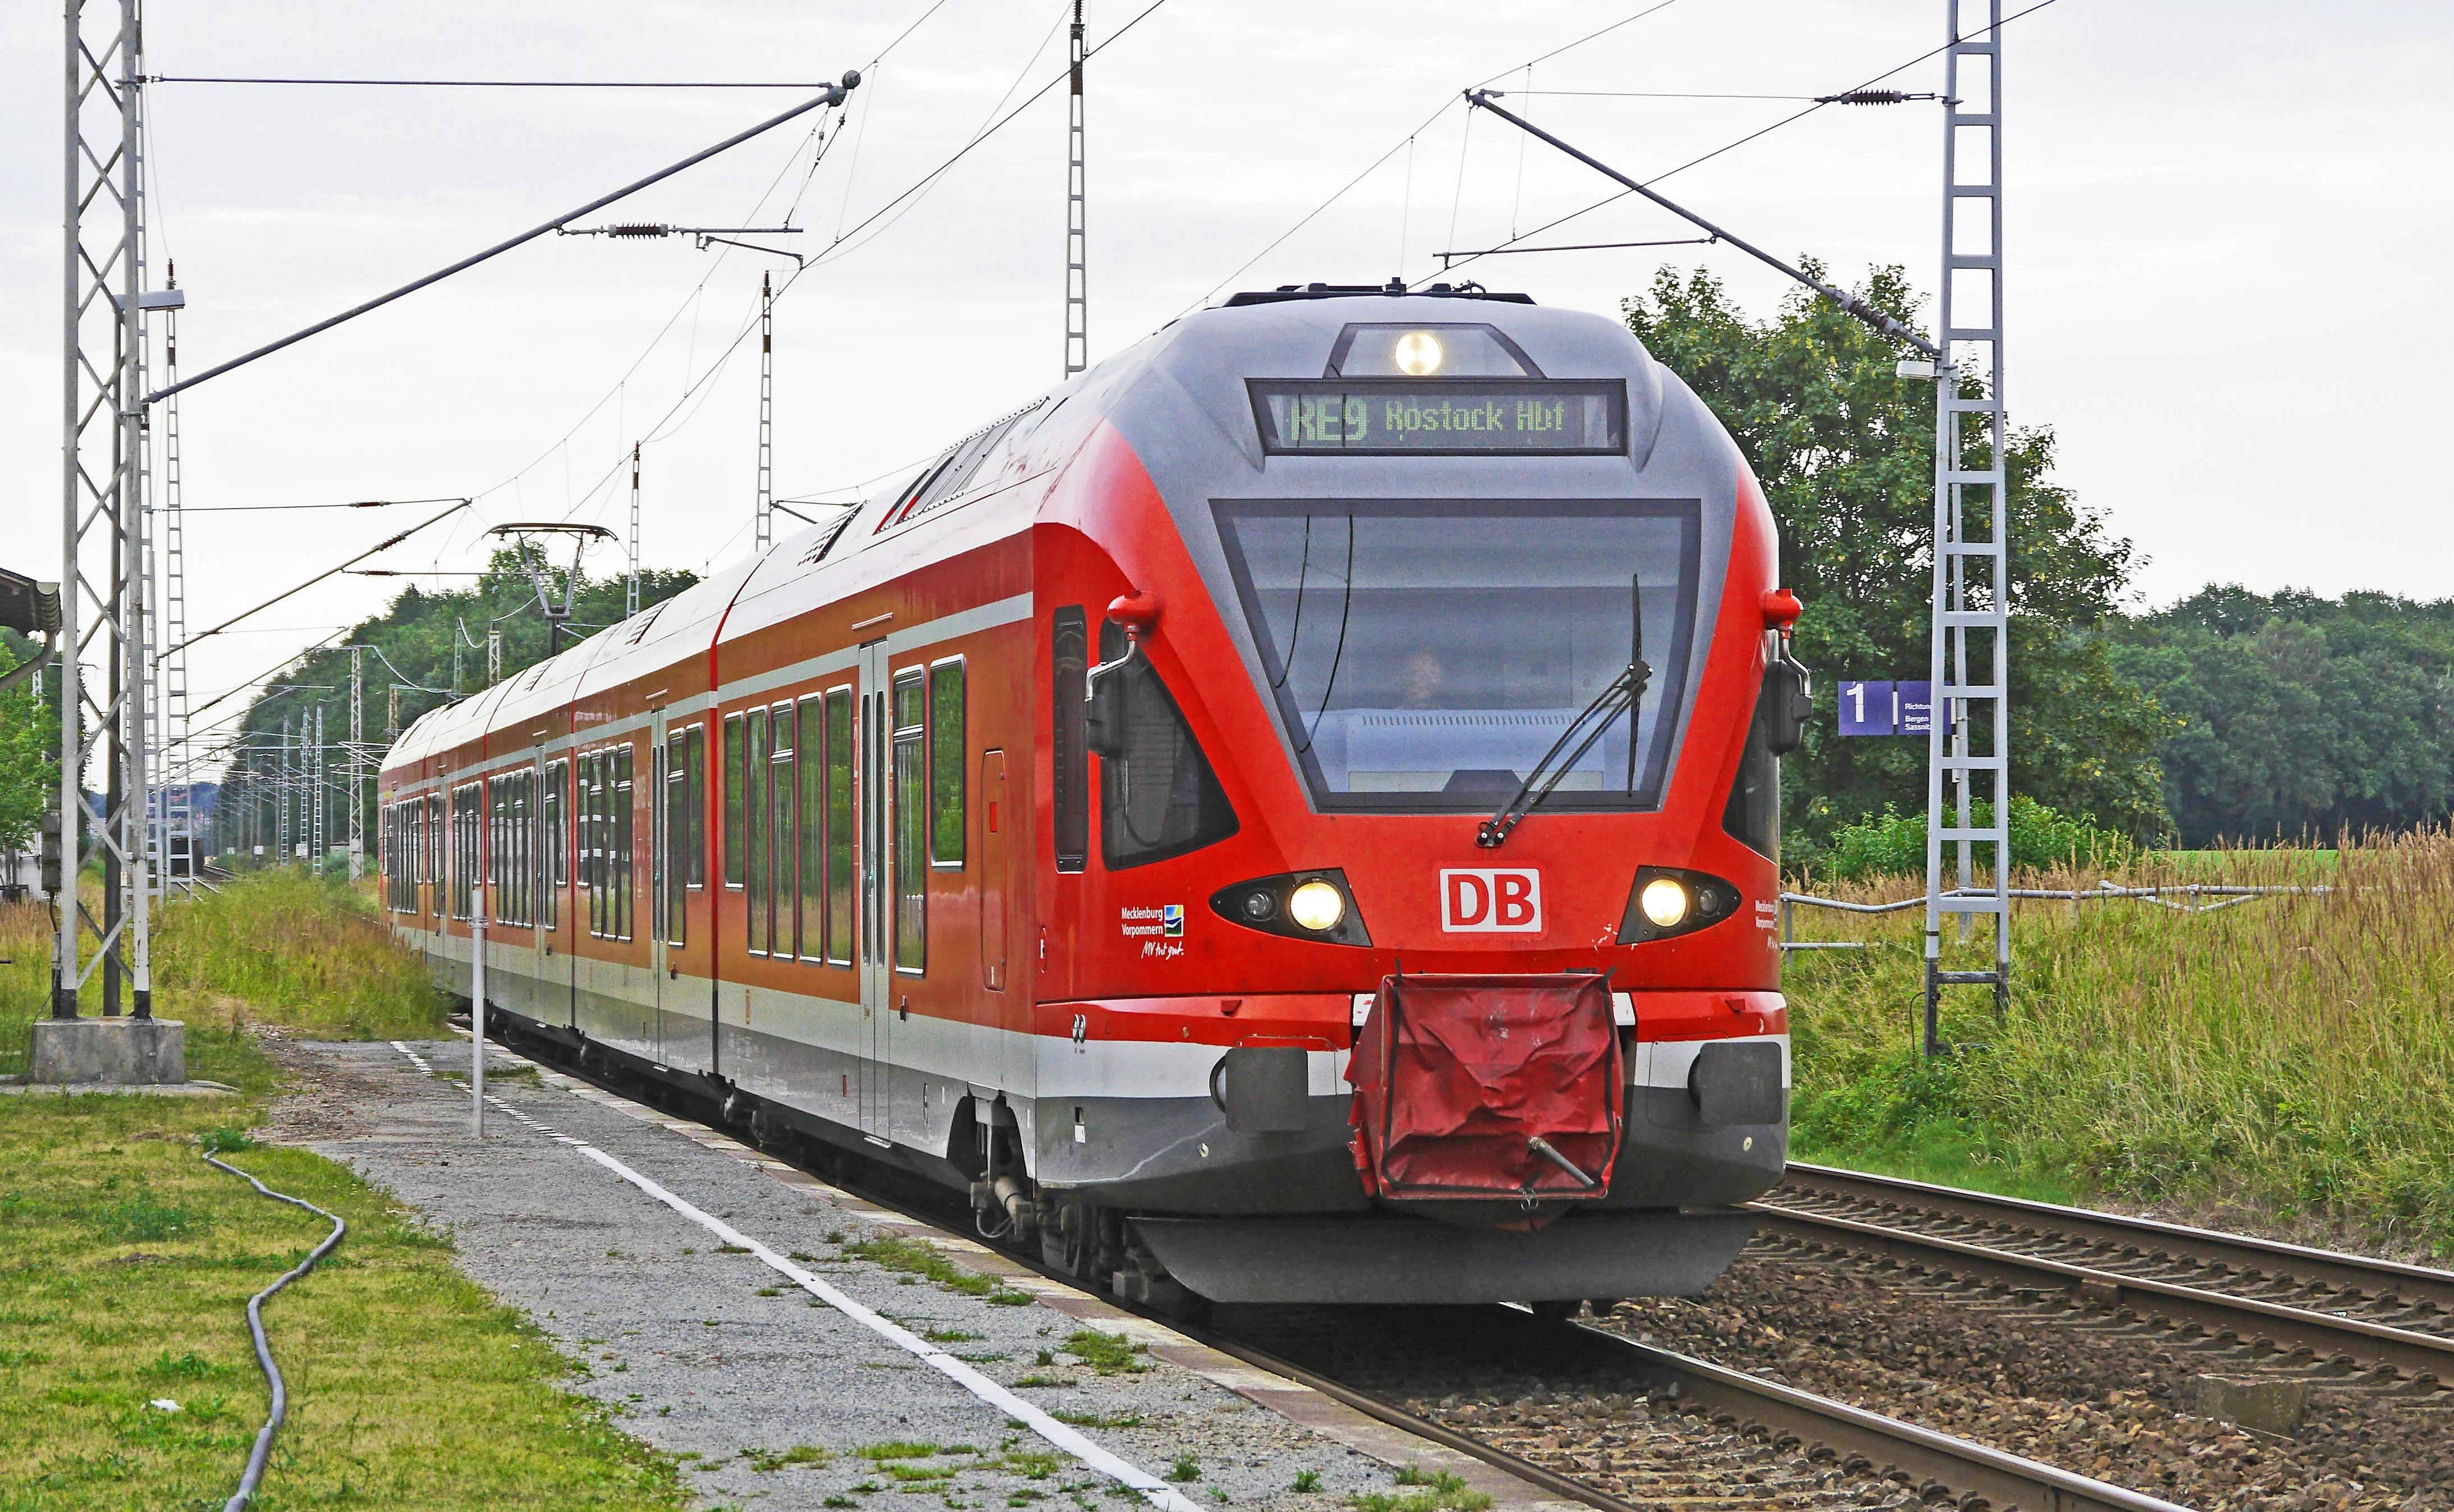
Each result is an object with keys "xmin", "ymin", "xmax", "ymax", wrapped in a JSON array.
[{"xmin": 268, "ymin": 1038, "xmax": 1582, "ymax": 1512}]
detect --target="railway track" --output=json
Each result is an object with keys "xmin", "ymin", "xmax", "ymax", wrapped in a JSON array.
[
  {"xmin": 488, "ymin": 1022, "xmax": 2189, "ymax": 1512},
  {"xmin": 1757, "ymin": 1163, "xmax": 2454, "ymax": 1383}
]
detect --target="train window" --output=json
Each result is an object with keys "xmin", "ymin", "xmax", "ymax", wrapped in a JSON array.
[
  {"xmin": 613, "ymin": 745, "xmax": 634, "ymax": 942},
  {"xmin": 797, "ymin": 697, "xmax": 827, "ymax": 961},
  {"xmin": 1214, "ymin": 498, "xmax": 1701, "ymax": 813},
  {"xmin": 580, "ymin": 754, "xmax": 601, "ymax": 936},
  {"xmin": 771, "ymin": 702, "xmax": 798, "ymax": 959},
  {"xmin": 1723, "ymin": 670, "xmax": 1782, "ymax": 862},
  {"xmin": 451, "ymin": 782, "xmax": 479, "ymax": 920},
  {"xmin": 722, "ymin": 712, "xmax": 745, "ymax": 888},
  {"xmin": 891, "ymin": 670, "xmax": 927, "ymax": 973},
  {"xmin": 683, "ymin": 726, "xmax": 705, "ymax": 889},
  {"xmin": 823, "ymin": 687, "xmax": 855, "ymax": 964},
  {"xmin": 428, "ymin": 795, "xmax": 443, "ymax": 916},
  {"xmin": 662, "ymin": 731, "xmax": 686, "ymax": 948},
  {"xmin": 1051, "ymin": 607, "xmax": 1089, "ymax": 873},
  {"xmin": 1093, "ymin": 623, "xmax": 1239, "ymax": 870},
  {"xmin": 544, "ymin": 758, "xmax": 566, "ymax": 929},
  {"xmin": 929, "ymin": 659, "xmax": 965, "ymax": 868},
  {"xmin": 747, "ymin": 708, "xmax": 771, "ymax": 955}
]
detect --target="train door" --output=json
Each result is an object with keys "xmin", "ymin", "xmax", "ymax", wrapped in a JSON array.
[
  {"xmin": 648, "ymin": 708, "xmax": 670, "ymax": 1059},
  {"xmin": 858, "ymin": 639, "xmax": 892, "ymax": 1142},
  {"xmin": 531, "ymin": 757, "xmax": 550, "ymax": 1003}
]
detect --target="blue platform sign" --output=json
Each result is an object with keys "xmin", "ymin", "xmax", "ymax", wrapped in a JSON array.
[
  {"xmin": 1837, "ymin": 680, "xmax": 1896, "ymax": 736},
  {"xmin": 1897, "ymin": 681, "xmax": 1935, "ymax": 737}
]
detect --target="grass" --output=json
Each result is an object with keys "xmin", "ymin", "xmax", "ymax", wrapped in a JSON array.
[
  {"xmin": 1784, "ymin": 832, "xmax": 2454, "ymax": 1257},
  {"xmin": 1, "ymin": 872, "xmax": 450, "ymax": 1076},
  {"xmin": 0, "ymin": 882, "xmax": 685, "ymax": 1508},
  {"xmin": 843, "ymin": 1233, "xmax": 1033, "ymax": 1305},
  {"xmin": 1351, "ymin": 1469, "xmax": 1490, "ymax": 1512},
  {"xmin": 1058, "ymin": 1330, "xmax": 1147, "ymax": 1376}
]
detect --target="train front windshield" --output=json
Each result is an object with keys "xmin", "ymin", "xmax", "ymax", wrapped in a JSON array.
[{"xmin": 1214, "ymin": 498, "xmax": 1701, "ymax": 812}]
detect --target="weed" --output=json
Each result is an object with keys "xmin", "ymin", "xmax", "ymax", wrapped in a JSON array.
[
  {"xmin": 921, "ymin": 1326, "xmax": 985, "ymax": 1344},
  {"xmin": 1051, "ymin": 1410, "xmax": 1141, "ymax": 1430},
  {"xmin": 1012, "ymin": 1374, "xmax": 1070, "ymax": 1388},
  {"xmin": 1034, "ymin": 1349, "xmax": 1055, "ymax": 1367},
  {"xmin": 1293, "ymin": 1472, "xmax": 1322, "ymax": 1493},
  {"xmin": 1165, "ymin": 1456, "xmax": 1201, "ymax": 1484},
  {"xmin": 858, "ymin": 1441, "xmax": 946, "ymax": 1461},
  {"xmin": 744, "ymin": 1445, "xmax": 833, "ymax": 1473},
  {"xmin": 143, "ymin": 1350, "xmax": 227, "ymax": 1381},
  {"xmin": 757, "ymin": 1288, "xmax": 785, "ymax": 1298},
  {"xmin": 200, "ymin": 1127, "xmax": 254, "ymax": 1153},
  {"xmin": 1061, "ymin": 1329, "xmax": 1148, "ymax": 1375},
  {"xmin": 715, "ymin": 1243, "xmax": 752, "ymax": 1254},
  {"xmin": 827, "ymin": 1499, "xmax": 862, "ymax": 1509},
  {"xmin": 1350, "ymin": 1470, "xmax": 1490, "ymax": 1512}
]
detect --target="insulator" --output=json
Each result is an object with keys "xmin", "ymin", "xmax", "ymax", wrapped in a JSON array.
[
  {"xmin": 603, "ymin": 223, "xmax": 672, "ymax": 238},
  {"xmin": 1818, "ymin": 89, "xmax": 1917, "ymax": 106}
]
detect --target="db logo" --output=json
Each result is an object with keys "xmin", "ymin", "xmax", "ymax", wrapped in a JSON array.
[{"xmin": 1440, "ymin": 868, "xmax": 1543, "ymax": 933}]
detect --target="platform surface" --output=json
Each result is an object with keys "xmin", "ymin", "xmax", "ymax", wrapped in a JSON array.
[{"xmin": 268, "ymin": 1039, "xmax": 1582, "ymax": 1512}]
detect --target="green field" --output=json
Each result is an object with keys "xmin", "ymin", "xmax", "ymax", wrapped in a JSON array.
[
  {"xmin": 1783, "ymin": 835, "xmax": 2454, "ymax": 1258},
  {"xmin": 0, "ymin": 878, "xmax": 684, "ymax": 1511}
]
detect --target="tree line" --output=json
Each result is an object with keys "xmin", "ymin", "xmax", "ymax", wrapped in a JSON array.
[{"xmin": 1626, "ymin": 265, "xmax": 2453, "ymax": 856}]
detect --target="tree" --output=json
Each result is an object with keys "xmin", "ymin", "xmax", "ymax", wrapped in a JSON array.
[
  {"xmin": 214, "ymin": 551, "xmax": 699, "ymax": 856},
  {"xmin": 0, "ymin": 630, "xmax": 61, "ymax": 853},
  {"xmin": 1623, "ymin": 264, "xmax": 2171, "ymax": 856},
  {"xmin": 2110, "ymin": 587, "xmax": 2454, "ymax": 844}
]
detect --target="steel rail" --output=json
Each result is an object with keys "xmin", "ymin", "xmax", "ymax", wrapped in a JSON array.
[
  {"xmin": 1781, "ymin": 1162, "xmax": 2454, "ymax": 1312},
  {"xmin": 1563, "ymin": 1325, "xmax": 2190, "ymax": 1512},
  {"xmin": 491, "ymin": 1024, "xmax": 2192, "ymax": 1512},
  {"xmin": 1750, "ymin": 1203, "xmax": 2454, "ymax": 1382}
]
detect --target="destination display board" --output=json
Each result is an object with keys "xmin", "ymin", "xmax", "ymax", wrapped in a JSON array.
[{"xmin": 1248, "ymin": 379, "xmax": 1626, "ymax": 456}]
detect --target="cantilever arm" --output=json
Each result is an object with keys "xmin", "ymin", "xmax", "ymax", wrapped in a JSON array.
[{"xmin": 1463, "ymin": 90, "xmax": 1940, "ymax": 358}]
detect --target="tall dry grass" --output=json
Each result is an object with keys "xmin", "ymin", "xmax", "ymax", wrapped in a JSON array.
[
  {"xmin": 0, "ymin": 868, "xmax": 446, "ymax": 1075},
  {"xmin": 1785, "ymin": 832, "xmax": 2454, "ymax": 1257}
]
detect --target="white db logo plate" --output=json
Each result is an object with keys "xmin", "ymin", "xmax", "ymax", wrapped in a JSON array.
[{"xmin": 1440, "ymin": 868, "xmax": 1543, "ymax": 933}]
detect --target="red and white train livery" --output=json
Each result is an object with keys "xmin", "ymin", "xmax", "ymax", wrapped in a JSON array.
[{"xmin": 379, "ymin": 284, "xmax": 1810, "ymax": 1306}]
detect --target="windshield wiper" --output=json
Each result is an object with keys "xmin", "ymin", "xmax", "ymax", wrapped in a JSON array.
[
  {"xmin": 1478, "ymin": 571, "xmax": 1650, "ymax": 849},
  {"xmin": 1476, "ymin": 657, "xmax": 1650, "ymax": 848}
]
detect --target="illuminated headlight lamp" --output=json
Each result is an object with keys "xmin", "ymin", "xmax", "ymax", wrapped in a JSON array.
[
  {"xmin": 1209, "ymin": 870, "xmax": 1372, "ymax": 947},
  {"xmin": 1639, "ymin": 877, "xmax": 1691, "ymax": 928},
  {"xmin": 1393, "ymin": 330, "xmax": 1444, "ymax": 375},
  {"xmin": 1287, "ymin": 880, "xmax": 1346, "ymax": 932},
  {"xmin": 1617, "ymin": 865, "xmax": 1741, "ymax": 945}
]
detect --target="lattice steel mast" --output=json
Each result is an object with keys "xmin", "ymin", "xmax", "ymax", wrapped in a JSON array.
[
  {"xmin": 1920, "ymin": 0, "xmax": 2013, "ymax": 1052},
  {"xmin": 754, "ymin": 273, "xmax": 774, "ymax": 552},
  {"xmin": 154, "ymin": 262, "xmax": 190, "ymax": 892},
  {"xmin": 57, "ymin": 0, "xmax": 159, "ymax": 1018},
  {"xmin": 626, "ymin": 442, "xmax": 642, "ymax": 615},
  {"xmin": 1063, "ymin": 0, "xmax": 1087, "ymax": 377}
]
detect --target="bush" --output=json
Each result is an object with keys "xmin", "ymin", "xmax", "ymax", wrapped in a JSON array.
[{"xmin": 1819, "ymin": 796, "xmax": 2134, "ymax": 882}]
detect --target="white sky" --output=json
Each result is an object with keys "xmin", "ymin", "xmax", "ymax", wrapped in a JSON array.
[{"xmin": 3, "ymin": 0, "xmax": 2450, "ymax": 776}]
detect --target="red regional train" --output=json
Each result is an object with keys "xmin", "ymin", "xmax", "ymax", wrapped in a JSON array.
[{"xmin": 378, "ymin": 284, "xmax": 1812, "ymax": 1308}]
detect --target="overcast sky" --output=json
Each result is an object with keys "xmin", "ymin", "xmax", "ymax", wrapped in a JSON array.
[{"xmin": 3, "ymin": 0, "xmax": 2449, "ymax": 775}]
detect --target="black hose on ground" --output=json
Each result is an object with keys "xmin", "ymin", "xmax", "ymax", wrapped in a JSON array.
[{"xmin": 203, "ymin": 1146, "xmax": 347, "ymax": 1511}]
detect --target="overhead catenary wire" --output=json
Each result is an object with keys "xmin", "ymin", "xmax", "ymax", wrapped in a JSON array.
[
  {"xmin": 161, "ymin": 500, "xmax": 473, "ymax": 664},
  {"xmin": 145, "ymin": 75, "xmax": 860, "ymax": 406},
  {"xmin": 1427, "ymin": 0, "xmax": 2063, "ymax": 285}
]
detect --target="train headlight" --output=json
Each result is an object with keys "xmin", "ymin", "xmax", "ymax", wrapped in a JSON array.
[
  {"xmin": 1239, "ymin": 888, "xmax": 1278, "ymax": 923},
  {"xmin": 1639, "ymin": 877, "xmax": 1691, "ymax": 929},
  {"xmin": 1287, "ymin": 880, "xmax": 1347, "ymax": 933},
  {"xmin": 1393, "ymin": 330, "xmax": 1444, "ymax": 375}
]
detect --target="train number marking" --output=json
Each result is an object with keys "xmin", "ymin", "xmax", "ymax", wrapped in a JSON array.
[{"xmin": 1440, "ymin": 868, "xmax": 1543, "ymax": 933}]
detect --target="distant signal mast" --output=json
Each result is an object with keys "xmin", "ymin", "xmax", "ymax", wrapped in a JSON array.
[{"xmin": 1064, "ymin": 0, "xmax": 1088, "ymax": 376}]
